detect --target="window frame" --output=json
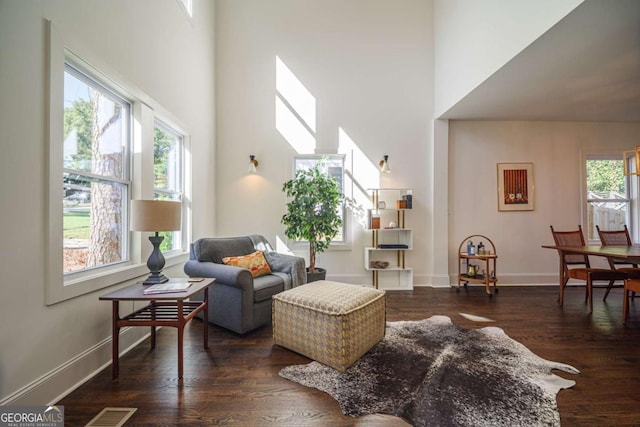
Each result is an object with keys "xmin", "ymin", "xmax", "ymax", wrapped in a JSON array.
[
  {"xmin": 62, "ymin": 62, "xmax": 133, "ymax": 276},
  {"xmin": 46, "ymin": 21, "xmax": 190, "ymax": 305},
  {"xmin": 583, "ymin": 152, "xmax": 633, "ymax": 243},
  {"xmin": 153, "ymin": 119, "xmax": 186, "ymax": 254},
  {"xmin": 288, "ymin": 154, "xmax": 349, "ymax": 249}
]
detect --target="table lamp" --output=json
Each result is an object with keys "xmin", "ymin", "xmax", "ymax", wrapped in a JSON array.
[{"xmin": 131, "ymin": 199, "xmax": 182, "ymax": 284}]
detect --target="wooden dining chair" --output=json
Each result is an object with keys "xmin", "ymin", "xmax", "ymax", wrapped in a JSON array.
[
  {"xmin": 623, "ymin": 279, "xmax": 640, "ymax": 324},
  {"xmin": 596, "ymin": 225, "xmax": 639, "ymax": 301},
  {"xmin": 550, "ymin": 225, "xmax": 628, "ymax": 312}
]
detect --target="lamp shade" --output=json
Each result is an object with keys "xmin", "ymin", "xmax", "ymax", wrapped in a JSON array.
[{"xmin": 130, "ymin": 200, "xmax": 181, "ymax": 232}]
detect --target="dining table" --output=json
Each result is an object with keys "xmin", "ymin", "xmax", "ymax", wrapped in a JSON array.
[{"xmin": 542, "ymin": 244, "xmax": 640, "ymax": 306}]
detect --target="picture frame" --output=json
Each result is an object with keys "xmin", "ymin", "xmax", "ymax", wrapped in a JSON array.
[{"xmin": 497, "ymin": 162, "xmax": 534, "ymax": 211}]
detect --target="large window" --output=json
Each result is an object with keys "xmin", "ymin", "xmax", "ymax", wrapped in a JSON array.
[
  {"xmin": 294, "ymin": 155, "xmax": 345, "ymax": 243},
  {"xmin": 154, "ymin": 120, "xmax": 184, "ymax": 252},
  {"xmin": 585, "ymin": 155, "xmax": 630, "ymax": 241},
  {"xmin": 47, "ymin": 28, "xmax": 190, "ymax": 304},
  {"xmin": 63, "ymin": 64, "xmax": 131, "ymax": 274}
]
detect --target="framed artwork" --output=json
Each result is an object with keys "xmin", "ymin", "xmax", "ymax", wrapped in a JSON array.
[{"xmin": 497, "ymin": 163, "xmax": 534, "ymax": 211}]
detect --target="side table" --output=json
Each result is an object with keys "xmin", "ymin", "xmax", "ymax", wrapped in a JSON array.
[{"xmin": 99, "ymin": 278, "xmax": 215, "ymax": 380}]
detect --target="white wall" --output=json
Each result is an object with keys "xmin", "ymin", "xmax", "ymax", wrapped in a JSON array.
[
  {"xmin": 433, "ymin": 0, "xmax": 583, "ymax": 117},
  {"xmin": 0, "ymin": 0, "xmax": 216, "ymax": 404},
  {"xmin": 448, "ymin": 120, "xmax": 640, "ymax": 284},
  {"xmin": 214, "ymin": 0, "xmax": 434, "ymax": 286}
]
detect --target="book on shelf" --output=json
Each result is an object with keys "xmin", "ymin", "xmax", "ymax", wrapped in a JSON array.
[
  {"xmin": 377, "ymin": 244, "xmax": 409, "ymax": 249},
  {"xmin": 143, "ymin": 282, "xmax": 192, "ymax": 295}
]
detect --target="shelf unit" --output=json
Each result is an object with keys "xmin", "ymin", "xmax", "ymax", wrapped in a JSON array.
[
  {"xmin": 364, "ymin": 188, "xmax": 413, "ymax": 289},
  {"xmin": 457, "ymin": 234, "xmax": 498, "ymax": 296}
]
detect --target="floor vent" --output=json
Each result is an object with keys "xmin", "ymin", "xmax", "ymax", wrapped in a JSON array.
[{"xmin": 85, "ymin": 407, "xmax": 137, "ymax": 427}]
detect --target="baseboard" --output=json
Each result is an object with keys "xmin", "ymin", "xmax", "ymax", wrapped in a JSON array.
[
  {"xmin": 0, "ymin": 327, "xmax": 150, "ymax": 406},
  {"xmin": 326, "ymin": 272, "xmax": 560, "ymax": 288}
]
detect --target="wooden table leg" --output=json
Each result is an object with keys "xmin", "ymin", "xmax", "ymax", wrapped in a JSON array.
[
  {"xmin": 112, "ymin": 301, "xmax": 120, "ymax": 380},
  {"xmin": 150, "ymin": 301, "xmax": 156, "ymax": 349},
  {"xmin": 203, "ymin": 287, "xmax": 209, "ymax": 349},
  {"xmin": 177, "ymin": 301, "xmax": 184, "ymax": 380},
  {"xmin": 557, "ymin": 251, "xmax": 566, "ymax": 306}
]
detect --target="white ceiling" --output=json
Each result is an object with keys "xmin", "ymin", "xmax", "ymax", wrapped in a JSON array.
[{"xmin": 439, "ymin": 0, "xmax": 640, "ymax": 122}]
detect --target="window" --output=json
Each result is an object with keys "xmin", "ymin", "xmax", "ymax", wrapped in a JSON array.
[
  {"xmin": 47, "ymin": 22, "xmax": 190, "ymax": 304},
  {"xmin": 63, "ymin": 63, "xmax": 131, "ymax": 274},
  {"xmin": 154, "ymin": 120, "xmax": 184, "ymax": 252},
  {"xmin": 294, "ymin": 155, "xmax": 346, "ymax": 243},
  {"xmin": 585, "ymin": 155, "xmax": 630, "ymax": 241}
]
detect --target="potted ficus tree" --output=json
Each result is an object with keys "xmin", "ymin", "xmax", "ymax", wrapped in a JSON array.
[{"xmin": 281, "ymin": 160, "xmax": 343, "ymax": 282}]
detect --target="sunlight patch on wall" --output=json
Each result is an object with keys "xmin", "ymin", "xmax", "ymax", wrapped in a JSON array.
[
  {"xmin": 275, "ymin": 56, "xmax": 316, "ymax": 154},
  {"xmin": 276, "ymin": 57, "xmax": 316, "ymax": 132},
  {"xmin": 339, "ymin": 127, "xmax": 379, "ymax": 207},
  {"xmin": 276, "ymin": 235, "xmax": 295, "ymax": 255},
  {"xmin": 338, "ymin": 127, "xmax": 379, "ymax": 227},
  {"xmin": 275, "ymin": 96, "xmax": 316, "ymax": 154}
]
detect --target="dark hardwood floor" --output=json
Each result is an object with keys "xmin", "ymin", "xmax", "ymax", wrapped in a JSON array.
[{"xmin": 58, "ymin": 286, "xmax": 640, "ymax": 426}]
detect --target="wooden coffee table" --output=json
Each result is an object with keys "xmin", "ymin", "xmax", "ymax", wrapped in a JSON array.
[{"xmin": 99, "ymin": 278, "xmax": 215, "ymax": 380}]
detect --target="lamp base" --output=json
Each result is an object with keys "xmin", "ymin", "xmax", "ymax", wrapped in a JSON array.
[
  {"xmin": 143, "ymin": 234, "xmax": 169, "ymax": 285},
  {"xmin": 142, "ymin": 272, "xmax": 170, "ymax": 285}
]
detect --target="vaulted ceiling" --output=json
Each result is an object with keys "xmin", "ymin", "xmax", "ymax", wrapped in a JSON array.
[{"xmin": 439, "ymin": 0, "xmax": 640, "ymax": 122}]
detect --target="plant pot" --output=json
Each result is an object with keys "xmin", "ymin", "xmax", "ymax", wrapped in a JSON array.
[{"xmin": 306, "ymin": 267, "xmax": 327, "ymax": 283}]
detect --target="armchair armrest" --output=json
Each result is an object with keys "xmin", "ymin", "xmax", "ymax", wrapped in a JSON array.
[
  {"xmin": 184, "ymin": 260, "xmax": 253, "ymax": 291},
  {"xmin": 264, "ymin": 252, "xmax": 306, "ymax": 288}
]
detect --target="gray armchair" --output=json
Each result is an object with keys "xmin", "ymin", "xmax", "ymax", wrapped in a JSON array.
[{"xmin": 184, "ymin": 235, "xmax": 306, "ymax": 334}]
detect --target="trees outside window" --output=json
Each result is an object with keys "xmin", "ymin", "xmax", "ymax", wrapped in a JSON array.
[
  {"xmin": 586, "ymin": 157, "xmax": 630, "ymax": 241},
  {"xmin": 154, "ymin": 121, "xmax": 184, "ymax": 252},
  {"xmin": 63, "ymin": 65, "xmax": 130, "ymax": 274}
]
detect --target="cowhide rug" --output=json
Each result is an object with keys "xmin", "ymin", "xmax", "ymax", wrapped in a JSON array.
[{"xmin": 279, "ymin": 315, "xmax": 579, "ymax": 427}]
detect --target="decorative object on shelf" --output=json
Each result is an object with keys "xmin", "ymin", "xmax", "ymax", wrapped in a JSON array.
[
  {"xmin": 370, "ymin": 214, "xmax": 380, "ymax": 229},
  {"xmin": 282, "ymin": 159, "xmax": 343, "ymax": 279},
  {"xmin": 379, "ymin": 155, "xmax": 391, "ymax": 174},
  {"xmin": 497, "ymin": 162, "xmax": 534, "ymax": 211},
  {"xmin": 466, "ymin": 240, "xmax": 475, "ymax": 256},
  {"xmin": 248, "ymin": 155, "xmax": 259, "ymax": 173},
  {"xmin": 377, "ymin": 201, "xmax": 386, "ymax": 209},
  {"xmin": 378, "ymin": 244, "xmax": 409, "ymax": 249},
  {"xmin": 370, "ymin": 261, "xmax": 390, "ymax": 269},
  {"xmin": 402, "ymin": 192, "xmax": 412, "ymax": 209},
  {"xmin": 388, "ymin": 221, "xmax": 397, "ymax": 228},
  {"xmin": 477, "ymin": 241, "xmax": 485, "ymax": 255},
  {"xmin": 467, "ymin": 264, "xmax": 479, "ymax": 277},
  {"xmin": 396, "ymin": 199, "xmax": 407, "ymax": 209},
  {"xmin": 131, "ymin": 199, "xmax": 182, "ymax": 285}
]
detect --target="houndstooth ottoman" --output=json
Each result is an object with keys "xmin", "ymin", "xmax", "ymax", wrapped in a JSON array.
[{"xmin": 272, "ymin": 280, "xmax": 386, "ymax": 371}]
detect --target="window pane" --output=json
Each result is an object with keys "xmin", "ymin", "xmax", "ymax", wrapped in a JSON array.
[
  {"xmin": 586, "ymin": 159, "xmax": 628, "ymax": 240},
  {"xmin": 294, "ymin": 156, "xmax": 345, "ymax": 243},
  {"xmin": 63, "ymin": 64, "xmax": 130, "ymax": 275},
  {"xmin": 63, "ymin": 172, "xmax": 126, "ymax": 273},
  {"xmin": 154, "ymin": 122, "xmax": 183, "ymax": 252},
  {"xmin": 154, "ymin": 124, "xmax": 182, "ymax": 192},
  {"xmin": 64, "ymin": 69, "xmax": 128, "ymax": 179}
]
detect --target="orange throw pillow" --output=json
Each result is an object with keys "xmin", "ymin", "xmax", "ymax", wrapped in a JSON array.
[{"xmin": 222, "ymin": 251, "xmax": 272, "ymax": 278}]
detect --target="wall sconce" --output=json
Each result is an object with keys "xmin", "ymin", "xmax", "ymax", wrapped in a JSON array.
[
  {"xmin": 623, "ymin": 146, "xmax": 640, "ymax": 176},
  {"xmin": 248, "ymin": 155, "xmax": 259, "ymax": 174},
  {"xmin": 379, "ymin": 155, "xmax": 391, "ymax": 174}
]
